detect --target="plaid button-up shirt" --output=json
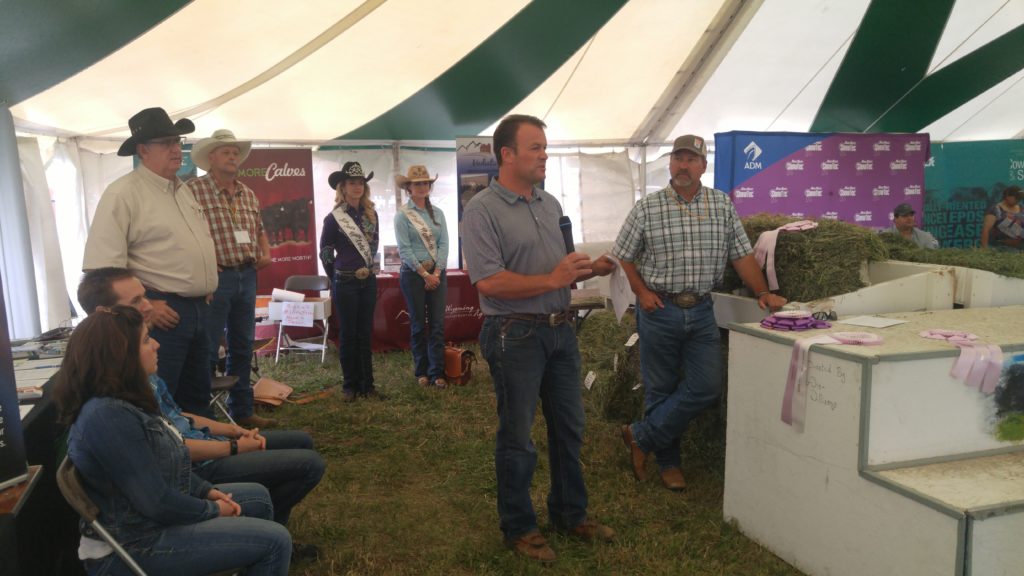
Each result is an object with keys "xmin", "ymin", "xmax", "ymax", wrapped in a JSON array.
[
  {"xmin": 612, "ymin": 184, "xmax": 752, "ymax": 294},
  {"xmin": 187, "ymin": 174, "xmax": 264, "ymax": 267}
]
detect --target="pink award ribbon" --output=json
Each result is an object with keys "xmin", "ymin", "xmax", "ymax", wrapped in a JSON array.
[
  {"xmin": 781, "ymin": 330, "xmax": 884, "ymax": 432},
  {"xmin": 754, "ymin": 220, "xmax": 818, "ymax": 291},
  {"xmin": 919, "ymin": 329, "xmax": 1001, "ymax": 396}
]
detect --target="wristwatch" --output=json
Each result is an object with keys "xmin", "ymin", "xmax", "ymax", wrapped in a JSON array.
[{"xmin": 229, "ymin": 439, "xmax": 238, "ymax": 455}]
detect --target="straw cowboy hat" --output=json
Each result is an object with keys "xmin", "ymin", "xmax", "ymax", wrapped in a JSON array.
[
  {"xmin": 395, "ymin": 165, "xmax": 438, "ymax": 190},
  {"xmin": 190, "ymin": 129, "xmax": 252, "ymax": 171},
  {"xmin": 328, "ymin": 161, "xmax": 374, "ymax": 189},
  {"xmin": 116, "ymin": 107, "xmax": 195, "ymax": 156}
]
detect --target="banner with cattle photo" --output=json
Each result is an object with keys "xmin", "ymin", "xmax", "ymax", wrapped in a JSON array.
[{"xmin": 235, "ymin": 148, "xmax": 317, "ymax": 294}]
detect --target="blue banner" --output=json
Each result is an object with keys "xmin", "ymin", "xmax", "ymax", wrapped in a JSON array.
[{"xmin": 923, "ymin": 140, "xmax": 1024, "ymax": 248}]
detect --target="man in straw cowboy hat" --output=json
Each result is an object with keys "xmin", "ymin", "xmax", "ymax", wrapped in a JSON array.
[
  {"xmin": 187, "ymin": 129, "xmax": 276, "ymax": 428},
  {"xmin": 84, "ymin": 107, "xmax": 218, "ymax": 417}
]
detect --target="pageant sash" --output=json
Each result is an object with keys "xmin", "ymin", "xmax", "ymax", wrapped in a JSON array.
[
  {"xmin": 331, "ymin": 206, "xmax": 373, "ymax": 267},
  {"xmin": 402, "ymin": 204, "xmax": 438, "ymax": 263}
]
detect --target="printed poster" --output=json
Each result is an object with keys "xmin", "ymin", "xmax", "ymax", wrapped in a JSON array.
[{"xmin": 715, "ymin": 131, "xmax": 930, "ymax": 229}]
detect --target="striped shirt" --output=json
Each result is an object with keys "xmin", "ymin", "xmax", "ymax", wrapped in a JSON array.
[
  {"xmin": 612, "ymin": 184, "xmax": 752, "ymax": 294},
  {"xmin": 187, "ymin": 174, "xmax": 264, "ymax": 267}
]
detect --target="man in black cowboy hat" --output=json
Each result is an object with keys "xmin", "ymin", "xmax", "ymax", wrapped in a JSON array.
[{"xmin": 83, "ymin": 107, "xmax": 219, "ymax": 417}]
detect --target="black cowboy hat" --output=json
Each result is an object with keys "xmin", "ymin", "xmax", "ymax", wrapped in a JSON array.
[
  {"xmin": 328, "ymin": 161, "xmax": 374, "ymax": 189},
  {"xmin": 117, "ymin": 107, "xmax": 195, "ymax": 157}
]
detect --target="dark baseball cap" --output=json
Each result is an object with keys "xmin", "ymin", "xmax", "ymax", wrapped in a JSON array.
[
  {"xmin": 893, "ymin": 203, "xmax": 915, "ymax": 216},
  {"xmin": 671, "ymin": 134, "xmax": 707, "ymax": 157}
]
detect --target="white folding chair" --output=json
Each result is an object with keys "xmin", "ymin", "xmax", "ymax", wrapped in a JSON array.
[{"xmin": 274, "ymin": 275, "xmax": 331, "ymax": 363}]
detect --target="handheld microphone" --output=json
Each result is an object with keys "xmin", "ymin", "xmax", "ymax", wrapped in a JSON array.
[{"xmin": 558, "ymin": 216, "xmax": 575, "ymax": 255}]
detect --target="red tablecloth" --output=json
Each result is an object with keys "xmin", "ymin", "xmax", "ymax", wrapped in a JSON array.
[{"xmin": 318, "ymin": 270, "xmax": 481, "ymax": 352}]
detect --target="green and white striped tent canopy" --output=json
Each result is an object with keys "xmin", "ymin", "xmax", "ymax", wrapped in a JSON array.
[{"xmin": 4, "ymin": 0, "xmax": 1023, "ymax": 147}]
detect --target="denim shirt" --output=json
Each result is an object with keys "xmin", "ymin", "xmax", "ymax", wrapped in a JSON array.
[
  {"xmin": 68, "ymin": 397, "xmax": 219, "ymax": 548},
  {"xmin": 394, "ymin": 202, "xmax": 449, "ymax": 271},
  {"xmin": 151, "ymin": 374, "xmax": 221, "ymax": 442}
]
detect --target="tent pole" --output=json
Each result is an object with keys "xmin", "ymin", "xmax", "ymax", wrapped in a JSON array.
[{"xmin": 0, "ymin": 104, "xmax": 41, "ymax": 338}]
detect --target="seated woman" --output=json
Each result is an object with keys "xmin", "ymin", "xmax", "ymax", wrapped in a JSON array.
[
  {"xmin": 980, "ymin": 185, "xmax": 1023, "ymax": 251},
  {"xmin": 54, "ymin": 306, "xmax": 291, "ymax": 575},
  {"xmin": 394, "ymin": 165, "xmax": 450, "ymax": 389}
]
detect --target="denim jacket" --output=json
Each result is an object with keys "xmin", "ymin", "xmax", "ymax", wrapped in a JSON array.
[{"xmin": 68, "ymin": 397, "xmax": 219, "ymax": 548}]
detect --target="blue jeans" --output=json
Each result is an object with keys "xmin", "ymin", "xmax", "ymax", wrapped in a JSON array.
[
  {"xmin": 193, "ymin": 430, "xmax": 325, "ymax": 525},
  {"xmin": 399, "ymin": 269, "xmax": 447, "ymax": 380},
  {"xmin": 333, "ymin": 272, "xmax": 377, "ymax": 394},
  {"xmin": 207, "ymin": 266, "xmax": 258, "ymax": 419},
  {"xmin": 630, "ymin": 299, "xmax": 721, "ymax": 470},
  {"xmin": 479, "ymin": 316, "xmax": 588, "ymax": 540},
  {"xmin": 147, "ymin": 291, "xmax": 213, "ymax": 418},
  {"xmin": 83, "ymin": 482, "xmax": 291, "ymax": 576}
]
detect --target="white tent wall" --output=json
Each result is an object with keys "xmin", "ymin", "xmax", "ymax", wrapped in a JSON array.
[
  {"xmin": 13, "ymin": 133, "xmax": 717, "ymax": 325},
  {"xmin": 17, "ymin": 137, "xmax": 71, "ymax": 332}
]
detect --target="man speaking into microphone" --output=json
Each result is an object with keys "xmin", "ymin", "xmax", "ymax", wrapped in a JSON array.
[{"xmin": 462, "ymin": 114, "xmax": 615, "ymax": 563}]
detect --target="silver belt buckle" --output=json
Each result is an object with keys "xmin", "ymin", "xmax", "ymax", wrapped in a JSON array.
[
  {"xmin": 355, "ymin": 267, "xmax": 370, "ymax": 280},
  {"xmin": 674, "ymin": 292, "xmax": 700, "ymax": 308}
]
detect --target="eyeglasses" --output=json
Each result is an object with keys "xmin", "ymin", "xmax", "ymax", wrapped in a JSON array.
[{"xmin": 145, "ymin": 136, "xmax": 185, "ymax": 147}]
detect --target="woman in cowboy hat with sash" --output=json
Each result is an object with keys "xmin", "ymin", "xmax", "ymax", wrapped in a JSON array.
[
  {"xmin": 320, "ymin": 162, "xmax": 382, "ymax": 402},
  {"xmin": 394, "ymin": 165, "xmax": 450, "ymax": 389}
]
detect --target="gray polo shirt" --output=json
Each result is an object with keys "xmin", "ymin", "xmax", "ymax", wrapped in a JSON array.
[{"xmin": 462, "ymin": 179, "xmax": 568, "ymax": 315}]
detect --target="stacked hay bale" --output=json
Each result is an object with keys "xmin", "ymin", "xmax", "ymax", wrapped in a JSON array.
[
  {"xmin": 878, "ymin": 232, "xmax": 1024, "ymax": 279},
  {"xmin": 719, "ymin": 214, "xmax": 889, "ymax": 302}
]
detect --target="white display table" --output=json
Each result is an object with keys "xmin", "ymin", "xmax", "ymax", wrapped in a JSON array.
[{"xmin": 725, "ymin": 307, "xmax": 1024, "ymax": 576}]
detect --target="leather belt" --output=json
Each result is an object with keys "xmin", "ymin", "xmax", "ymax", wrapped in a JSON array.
[
  {"xmin": 502, "ymin": 310, "xmax": 573, "ymax": 327},
  {"xmin": 659, "ymin": 291, "xmax": 709, "ymax": 308},
  {"xmin": 335, "ymin": 267, "xmax": 372, "ymax": 280},
  {"xmin": 221, "ymin": 261, "xmax": 254, "ymax": 272}
]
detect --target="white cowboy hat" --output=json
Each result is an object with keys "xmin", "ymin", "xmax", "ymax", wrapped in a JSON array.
[{"xmin": 191, "ymin": 129, "xmax": 252, "ymax": 171}]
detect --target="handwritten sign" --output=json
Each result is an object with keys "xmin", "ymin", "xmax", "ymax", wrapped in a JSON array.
[{"xmin": 281, "ymin": 302, "xmax": 315, "ymax": 327}]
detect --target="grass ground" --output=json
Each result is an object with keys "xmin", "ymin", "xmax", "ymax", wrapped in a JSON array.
[{"xmin": 260, "ymin": 311, "xmax": 803, "ymax": 576}]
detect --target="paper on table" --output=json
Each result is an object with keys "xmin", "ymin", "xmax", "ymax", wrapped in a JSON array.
[
  {"xmin": 16, "ymin": 374, "xmax": 51, "ymax": 388},
  {"xmin": 20, "ymin": 404, "xmax": 33, "ymax": 420},
  {"xmin": 15, "ymin": 358, "xmax": 62, "ymax": 370},
  {"xmin": 836, "ymin": 315, "xmax": 908, "ymax": 328},
  {"xmin": 271, "ymin": 288, "xmax": 305, "ymax": 302}
]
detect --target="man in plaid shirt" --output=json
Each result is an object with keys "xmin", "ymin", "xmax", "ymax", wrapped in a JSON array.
[
  {"xmin": 613, "ymin": 134, "xmax": 786, "ymax": 492},
  {"xmin": 188, "ymin": 129, "xmax": 274, "ymax": 428}
]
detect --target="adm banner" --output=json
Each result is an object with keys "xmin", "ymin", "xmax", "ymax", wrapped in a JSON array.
[
  {"xmin": 234, "ymin": 149, "xmax": 317, "ymax": 294},
  {"xmin": 715, "ymin": 131, "xmax": 929, "ymax": 229},
  {"xmin": 923, "ymin": 140, "xmax": 1024, "ymax": 248}
]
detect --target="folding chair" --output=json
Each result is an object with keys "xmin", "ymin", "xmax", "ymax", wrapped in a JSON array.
[
  {"xmin": 56, "ymin": 456, "xmax": 147, "ymax": 576},
  {"xmin": 209, "ymin": 375, "xmax": 240, "ymax": 424},
  {"xmin": 275, "ymin": 275, "xmax": 331, "ymax": 363}
]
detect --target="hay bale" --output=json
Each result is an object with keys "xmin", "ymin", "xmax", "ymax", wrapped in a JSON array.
[
  {"xmin": 878, "ymin": 233, "xmax": 1024, "ymax": 279},
  {"xmin": 721, "ymin": 214, "xmax": 888, "ymax": 302},
  {"xmin": 576, "ymin": 310, "xmax": 644, "ymax": 422}
]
